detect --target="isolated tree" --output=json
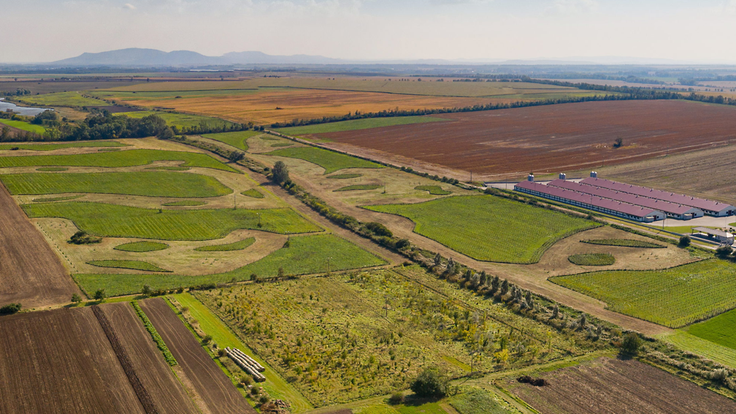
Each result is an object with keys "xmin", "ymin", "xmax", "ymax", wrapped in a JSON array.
[
  {"xmin": 71, "ymin": 293, "xmax": 82, "ymax": 304},
  {"xmin": 678, "ymin": 235, "xmax": 691, "ymax": 248},
  {"xmin": 410, "ymin": 367, "xmax": 449, "ymax": 398},
  {"xmin": 621, "ymin": 332, "xmax": 642, "ymax": 355},
  {"xmin": 94, "ymin": 289, "xmax": 106, "ymax": 302},
  {"xmin": 142, "ymin": 284, "xmax": 152, "ymax": 296},
  {"xmin": 0, "ymin": 303, "xmax": 22, "ymax": 315},
  {"xmin": 228, "ymin": 150, "xmax": 245, "ymax": 163},
  {"xmin": 271, "ymin": 161, "xmax": 290, "ymax": 184},
  {"xmin": 613, "ymin": 137, "xmax": 623, "ymax": 148}
]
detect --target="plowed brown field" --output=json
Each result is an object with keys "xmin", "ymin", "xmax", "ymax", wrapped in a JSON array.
[
  {"xmin": 100, "ymin": 303, "xmax": 199, "ymax": 414},
  {"xmin": 139, "ymin": 297, "xmax": 255, "ymax": 414},
  {"xmin": 317, "ymin": 100, "xmax": 736, "ymax": 179},
  {"xmin": 0, "ymin": 307, "xmax": 145, "ymax": 414},
  {"xmin": 0, "ymin": 182, "xmax": 79, "ymax": 307},
  {"xmin": 506, "ymin": 357, "xmax": 736, "ymax": 414}
]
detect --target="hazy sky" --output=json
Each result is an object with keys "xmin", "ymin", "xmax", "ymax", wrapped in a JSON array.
[{"xmin": 3, "ymin": 0, "xmax": 736, "ymax": 63}]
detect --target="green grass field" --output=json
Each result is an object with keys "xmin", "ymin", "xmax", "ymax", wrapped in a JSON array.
[
  {"xmin": 660, "ymin": 330, "xmax": 736, "ymax": 369},
  {"xmin": 415, "ymin": 185, "xmax": 452, "ymax": 195},
  {"xmin": 117, "ymin": 111, "xmax": 236, "ymax": 129},
  {"xmin": 74, "ymin": 234, "xmax": 383, "ymax": 296},
  {"xmin": 202, "ymin": 130, "xmax": 260, "ymax": 151},
  {"xmin": 568, "ymin": 253, "xmax": 615, "ymax": 266},
  {"xmin": 0, "ymin": 149, "xmax": 239, "ymax": 172},
  {"xmin": 162, "ymin": 200, "xmax": 207, "ymax": 207},
  {"xmin": 146, "ymin": 166, "xmax": 190, "ymax": 171},
  {"xmin": 0, "ymin": 171, "xmax": 232, "ymax": 198},
  {"xmin": 686, "ymin": 308, "xmax": 736, "ymax": 351},
  {"xmin": 24, "ymin": 202, "xmax": 321, "ymax": 240},
  {"xmin": 16, "ymin": 92, "xmax": 109, "ymax": 107},
  {"xmin": 241, "ymin": 189, "xmax": 264, "ymax": 198},
  {"xmin": 0, "ymin": 118, "xmax": 47, "ymax": 134},
  {"xmin": 327, "ymin": 173, "xmax": 362, "ymax": 179},
  {"xmin": 270, "ymin": 143, "xmax": 293, "ymax": 148},
  {"xmin": 114, "ymin": 241, "xmax": 169, "ymax": 252},
  {"xmin": 365, "ymin": 195, "xmax": 598, "ymax": 263},
  {"xmin": 194, "ymin": 237, "xmax": 255, "ymax": 252},
  {"xmin": 268, "ymin": 147, "xmax": 382, "ymax": 174},
  {"xmin": 275, "ymin": 116, "xmax": 448, "ymax": 136},
  {"xmin": 173, "ymin": 293, "xmax": 313, "ymax": 412},
  {"xmin": 335, "ymin": 184, "xmax": 382, "ymax": 192},
  {"xmin": 0, "ymin": 141, "xmax": 126, "ymax": 151},
  {"xmin": 449, "ymin": 388, "xmax": 515, "ymax": 414},
  {"xmin": 581, "ymin": 239, "xmax": 665, "ymax": 248},
  {"xmin": 88, "ymin": 260, "xmax": 170, "ymax": 272},
  {"xmin": 551, "ymin": 260, "xmax": 736, "ymax": 328}
]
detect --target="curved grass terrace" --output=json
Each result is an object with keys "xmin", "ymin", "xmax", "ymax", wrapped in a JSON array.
[
  {"xmin": 114, "ymin": 241, "xmax": 169, "ymax": 252},
  {"xmin": 202, "ymin": 130, "xmax": 260, "ymax": 151},
  {"xmin": 268, "ymin": 146, "xmax": 382, "ymax": 174},
  {"xmin": 88, "ymin": 260, "xmax": 170, "ymax": 272}
]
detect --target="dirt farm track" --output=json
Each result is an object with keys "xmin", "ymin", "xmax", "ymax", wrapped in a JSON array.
[
  {"xmin": 0, "ymin": 182, "xmax": 79, "ymax": 308},
  {"xmin": 319, "ymin": 100, "xmax": 736, "ymax": 179}
]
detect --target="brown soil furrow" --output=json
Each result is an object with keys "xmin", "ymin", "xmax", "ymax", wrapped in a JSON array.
[
  {"xmin": 0, "ymin": 181, "xmax": 79, "ymax": 307},
  {"xmin": 139, "ymin": 297, "xmax": 255, "ymax": 414}
]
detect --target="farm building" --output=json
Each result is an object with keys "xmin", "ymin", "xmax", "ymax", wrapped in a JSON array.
[
  {"xmin": 547, "ymin": 179, "xmax": 703, "ymax": 220},
  {"xmin": 581, "ymin": 176, "xmax": 736, "ymax": 217},
  {"xmin": 514, "ymin": 180, "xmax": 663, "ymax": 222},
  {"xmin": 691, "ymin": 227, "xmax": 734, "ymax": 245}
]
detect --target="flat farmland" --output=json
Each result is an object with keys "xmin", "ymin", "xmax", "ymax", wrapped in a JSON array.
[
  {"xmin": 0, "ymin": 182, "xmax": 79, "ymax": 308},
  {"xmin": 139, "ymin": 297, "xmax": 256, "ymax": 414},
  {"xmin": 0, "ymin": 307, "xmax": 145, "ymax": 413},
  {"xmin": 505, "ymin": 357, "xmax": 736, "ymax": 414},
  {"xmin": 316, "ymin": 100, "xmax": 736, "ymax": 179},
  {"xmin": 99, "ymin": 303, "xmax": 199, "ymax": 414}
]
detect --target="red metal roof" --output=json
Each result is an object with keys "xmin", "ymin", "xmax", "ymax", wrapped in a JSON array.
[
  {"xmin": 581, "ymin": 178, "xmax": 734, "ymax": 213},
  {"xmin": 547, "ymin": 179, "xmax": 699, "ymax": 215},
  {"xmin": 514, "ymin": 181, "xmax": 663, "ymax": 218}
]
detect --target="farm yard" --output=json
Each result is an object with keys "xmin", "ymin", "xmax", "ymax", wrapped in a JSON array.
[
  {"xmin": 505, "ymin": 357, "xmax": 736, "ymax": 414},
  {"xmin": 365, "ymin": 195, "xmax": 598, "ymax": 263},
  {"xmin": 312, "ymin": 100, "xmax": 736, "ymax": 180},
  {"xmin": 550, "ymin": 260, "xmax": 736, "ymax": 328}
]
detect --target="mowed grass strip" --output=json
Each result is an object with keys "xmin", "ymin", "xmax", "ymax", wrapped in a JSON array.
[
  {"xmin": 568, "ymin": 253, "xmax": 615, "ymax": 266},
  {"xmin": 163, "ymin": 200, "xmax": 206, "ymax": 207},
  {"xmin": 1, "ymin": 171, "xmax": 232, "ymax": 198},
  {"xmin": 88, "ymin": 260, "xmax": 170, "ymax": 272},
  {"xmin": 366, "ymin": 195, "xmax": 598, "ymax": 263},
  {"xmin": 24, "ymin": 202, "xmax": 321, "ymax": 240},
  {"xmin": 201, "ymin": 130, "xmax": 260, "ymax": 151},
  {"xmin": 0, "ymin": 118, "xmax": 46, "ymax": 134},
  {"xmin": 32, "ymin": 195, "xmax": 83, "ymax": 202},
  {"xmin": 415, "ymin": 185, "xmax": 452, "ymax": 195},
  {"xmin": 114, "ymin": 241, "xmax": 169, "ymax": 252},
  {"xmin": 551, "ymin": 260, "xmax": 736, "ymax": 328},
  {"xmin": 194, "ymin": 237, "xmax": 255, "ymax": 252},
  {"xmin": 276, "ymin": 116, "xmax": 448, "ymax": 136},
  {"xmin": 0, "ymin": 149, "xmax": 239, "ymax": 172},
  {"xmin": 327, "ymin": 173, "xmax": 362, "ymax": 179},
  {"xmin": 268, "ymin": 147, "xmax": 382, "ymax": 174},
  {"xmin": 241, "ymin": 189, "xmax": 264, "ymax": 198},
  {"xmin": 0, "ymin": 141, "xmax": 126, "ymax": 151},
  {"xmin": 334, "ymin": 184, "xmax": 382, "ymax": 192},
  {"xmin": 686, "ymin": 308, "xmax": 736, "ymax": 351},
  {"xmin": 581, "ymin": 239, "xmax": 665, "ymax": 248},
  {"xmin": 74, "ymin": 234, "xmax": 385, "ymax": 296}
]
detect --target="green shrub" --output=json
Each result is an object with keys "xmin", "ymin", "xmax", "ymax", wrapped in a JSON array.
[{"xmin": 411, "ymin": 367, "xmax": 449, "ymax": 398}]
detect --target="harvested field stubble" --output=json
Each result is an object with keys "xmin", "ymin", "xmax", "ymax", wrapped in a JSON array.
[{"xmin": 319, "ymin": 100, "xmax": 736, "ymax": 178}]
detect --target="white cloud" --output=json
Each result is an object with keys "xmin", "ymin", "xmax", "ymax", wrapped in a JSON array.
[
  {"xmin": 123, "ymin": 3, "xmax": 136, "ymax": 10},
  {"xmin": 548, "ymin": 0, "xmax": 598, "ymax": 15}
]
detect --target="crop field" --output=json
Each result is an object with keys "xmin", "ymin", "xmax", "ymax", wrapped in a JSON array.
[
  {"xmin": 15, "ymin": 91, "xmax": 109, "ymax": 107},
  {"xmin": 74, "ymin": 234, "xmax": 384, "ymax": 296},
  {"xmin": 0, "ymin": 141, "xmax": 126, "ymax": 151},
  {"xmin": 581, "ymin": 238, "xmax": 665, "ymax": 248},
  {"xmin": 0, "ymin": 307, "xmax": 146, "ymax": 413},
  {"xmin": 89, "ymin": 259, "xmax": 170, "ymax": 272},
  {"xmin": 202, "ymin": 130, "xmax": 261, "ymax": 151},
  {"xmin": 0, "ymin": 118, "xmax": 46, "ymax": 134},
  {"xmin": 194, "ymin": 237, "xmax": 255, "ymax": 251},
  {"xmin": 550, "ymin": 260, "xmax": 736, "ymax": 327},
  {"xmin": 505, "ymin": 357, "xmax": 736, "ymax": 414},
  {"xmin": 138, "ymin": 298, "xmax": 256, "ymax": 413},
  {"xmin": 117, "ymin": 110, "xmax": 237, "ymax": 129},
  {"xmin": 276, "ymin": 116, "xmax": 448, "ymax": 136},
  {"xmin": 268, "ymin": 146, "xmax": 382, "ymax": 174},
  {"xmin": 686, "ymin": 308, "xmax": 736, "ymax": 351},
  {"xmin": 365, "ymin": 195, "xmax": 597, "ymax": 263},
  {"xmin": 0, "ymin": 183, "xmax": 79, "ymax": 308},
  {"xmin": 193, "ymin": 265, "xmax": 582, "ymax": 406},
  {"xmin": 24, "ymin": 202, "xmax": 320, "ymax": 240},
  {"xmin": 0, "ymin": 148, "xmax": 239, "ymax": 172},
  {"xmin": 316, "ymin": 100, "xmax": 736, "ymax": 179},
  {"xmin": 115, "ymin": 241, "xmax": 169, "ymax": 252},
  {"xmin": 0, "ymin": 171, "xmax": 233, "ymax": 197},
  {"xmin": 567, "ymin": 253, "xmax": 615, "ymax": 266}
]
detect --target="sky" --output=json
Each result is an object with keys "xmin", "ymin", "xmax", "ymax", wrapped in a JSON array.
[{"xmin": 2, "ymin": 0, "xmax": 736, "ymax": 63}]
